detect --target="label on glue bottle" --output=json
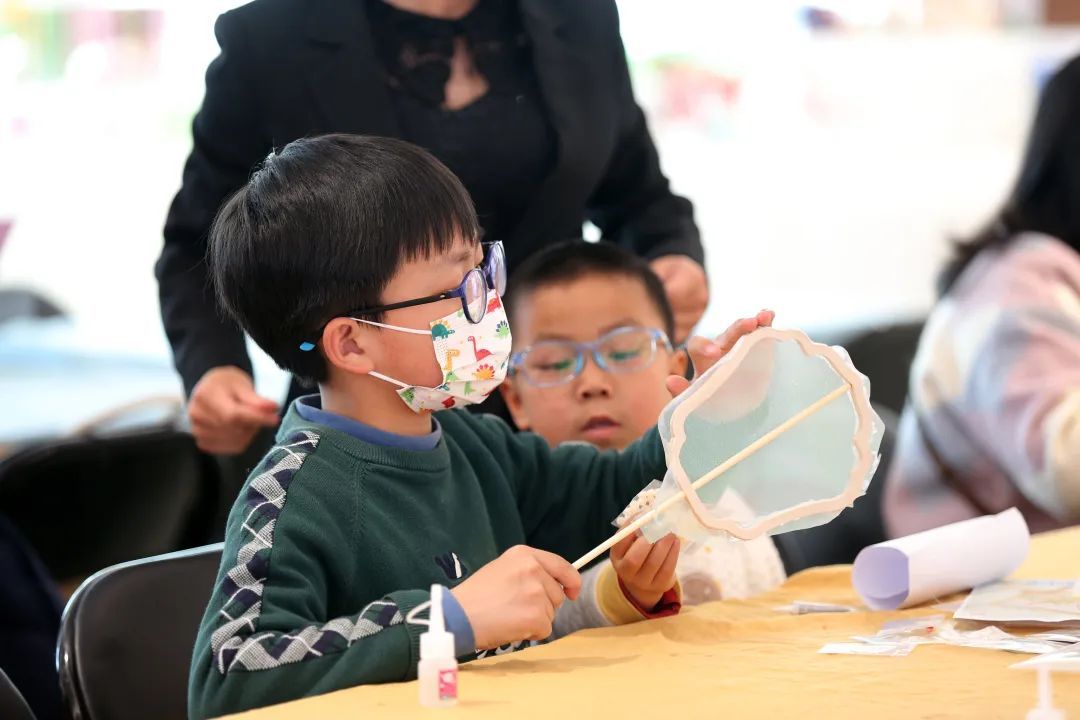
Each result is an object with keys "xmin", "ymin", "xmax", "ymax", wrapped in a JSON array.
[
  {"xmin": 438, "ymin": 667, "xmax": 458, "ymax": 701},
  {"xmin": 419, "ymin": 584, "xmax": 459, "ymax": 708}
]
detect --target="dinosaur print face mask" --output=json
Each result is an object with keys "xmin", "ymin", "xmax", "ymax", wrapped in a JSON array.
[{"xmin": 360, "ymin": 292, "xmax": 513, "ymax": 413}]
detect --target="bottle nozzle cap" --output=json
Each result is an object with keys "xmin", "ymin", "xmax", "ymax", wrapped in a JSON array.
[{"xmin": 420, "ymin": 584, "xmax": 455, "ymax": 660}]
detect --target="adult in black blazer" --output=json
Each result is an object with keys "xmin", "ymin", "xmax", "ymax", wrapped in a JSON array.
[{"xmin": 157, "ymin": 0, "xmax": 707, "ymax": 456}]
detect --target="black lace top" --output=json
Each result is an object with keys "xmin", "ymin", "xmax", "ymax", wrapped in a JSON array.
[{"xmin": 367, "ymin": 0, "xmax": 557, "ymax": 242}]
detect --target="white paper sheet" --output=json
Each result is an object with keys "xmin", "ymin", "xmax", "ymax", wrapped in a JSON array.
[
  {"xmin": 844, "ymin": 617, "xmax": 1077, "ymax": 656},
  {"xmin": 955, "ymin": 580, "xmax": 1080, "ymax": 624},
  {"xmin": 819, "ymin": 642, "xmax": 914, "ymax": 657},
  {"xmin": 1012, "ymin": 643, "xmax": 1080, "ymax": 671},
  {"xmin": 851, "ymin": 508, "xmax": 1030, "ymax": 610}
]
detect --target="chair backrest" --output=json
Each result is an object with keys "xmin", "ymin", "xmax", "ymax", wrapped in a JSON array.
[
  {"xmin": 0, "ymin": 428, "xmax": 217, "ymax": 582},
  {"xmin": 58, "ymin": 544, "xmax": 223, "ymax": 720},
  {"xmin": 0, "ymin": 512, "xmax": 62, "ymax": 720},
  {"xmin": 0, "ymin": 666, "xmax": 37, "ymax": 720}
]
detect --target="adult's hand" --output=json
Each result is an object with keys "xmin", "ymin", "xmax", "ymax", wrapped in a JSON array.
[
  {"xmin": 187, "ymin": 366, "xmax": 279, "ymax": 455},
  {"xmin": 650, "ymin": 255, "xmax": 709, "ymax": 343}
]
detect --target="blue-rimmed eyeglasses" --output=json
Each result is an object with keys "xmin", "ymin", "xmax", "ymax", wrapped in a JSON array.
[
  {"xmin": 299, "ymin": 241, "xmax": 506, "ymax": 351},
  {"xmin": 508, "ymin": 326, "xmax": 673, "ymax": 388}
]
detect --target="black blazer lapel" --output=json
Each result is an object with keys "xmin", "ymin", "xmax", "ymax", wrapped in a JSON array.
[
  {"xmin": 512, "ymin": 0, "xmax": 611, "ymax": 255},
  {"xmin": 304, "ymin": 0, "xmax": 400, "ymax": 137}
]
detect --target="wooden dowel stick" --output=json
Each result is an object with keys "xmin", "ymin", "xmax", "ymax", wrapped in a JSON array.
[{"xmin": 572, "ymin": 383, "xmax": 851, "ymax": 570}]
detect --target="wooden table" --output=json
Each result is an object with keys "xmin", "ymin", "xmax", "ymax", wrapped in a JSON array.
[{"xmin": 226, "ymin": 528, "xmax": 1080, "ymax": 719}]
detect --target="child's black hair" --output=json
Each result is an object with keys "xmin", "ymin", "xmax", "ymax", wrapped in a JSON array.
[
  {"xmin": 209, "ymin": 134, "xmax": 480, "ymax": 384},
  {"xmin": 504, "ymin": 240, "xmax": 675, "ymax": 339}
]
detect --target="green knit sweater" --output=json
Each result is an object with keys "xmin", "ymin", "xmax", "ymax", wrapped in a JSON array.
[{"xmin": 189, "ymin": 403, "xmax": 667, "ymax": 719}]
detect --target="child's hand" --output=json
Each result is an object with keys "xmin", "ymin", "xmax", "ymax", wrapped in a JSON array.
[
  {"xmin": 451, "ymin": 546, "xmax": 582, "ymax": 650},
  {"xmin": 666, "ymin": 309, "xmax": 774, "ymax": 398},
  {"xmin": 610, "ymin": 532, "xmax": 680, "ymax": 611}
]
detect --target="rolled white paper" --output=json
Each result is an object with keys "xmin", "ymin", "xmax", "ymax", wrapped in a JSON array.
[{"xmin": 852, "ymin": 508, "xmax": 1030, "ymax": 610}]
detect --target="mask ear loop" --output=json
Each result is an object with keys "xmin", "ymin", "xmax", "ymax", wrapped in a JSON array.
[
  {"xmin": 368, "ymin": 371, "xmax": 411, "ymax": 388},
  {"xmin": 297, "ymin": 317, "xmax": 431, "ymax": 351},
  {"xmin": 351, "ymin": 318, "xmax": 443, "ymax": 391},
  {"xmin": 350, "ymin": 317, "xmax": 431, "ymax": 335}
]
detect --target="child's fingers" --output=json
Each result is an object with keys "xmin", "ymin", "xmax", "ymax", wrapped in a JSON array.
[
  {"xmin": 537, "ymin": 568, "xmax": 567, "ymax": 612},
  {"xmin": 710, "ymin": 309, "xmax": 773, "ymax": 357},
  {"xmin": 610, "ymin": 532, "xmax": 637, "ymax": 562},
  {"xmin": 713, "ymin": 318, "xmax": 755, "ymax": 356},
  {"xmin": 636, "ymin": 542, "xmax": 669, "ymax": 586},
  {"xmin": 638, "ymin": 534, "xmax": 678, "ymax": 585},
  {"xmin": 674, "ymin": 311, "xmax": 776, "ymax": 397},
  {"xmin": 652, "ymin": 537, "xmax": 681, "ymax": 589},
  {"xmin": 531, "ymin": 549, "xmax": 582, "ymax": 600},
  {"xmin": 715, "ymin": 311, "xmax": 773, "ymax": 355},
  {"xmin": 686, "ymin": 334, "xmax": 723, "ymax": 362},
  {"xmin": 618, "ymin": 534, "xmax": 652, "ymax": 574},
  {"xmin": 683, "ymin": 335, "xmax": 726, "ymax": 382}
]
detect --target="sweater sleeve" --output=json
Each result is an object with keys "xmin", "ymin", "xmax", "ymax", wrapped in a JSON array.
[
  {"xmin": 552, "ymin": 562, "xmax": 681, "ymax": 638},
  {"xmin": 190, "ymin": 579, "xmax": 430, "ymax": 719},
  {"xmin": 188, "ymin": 434, "xmax": 430, "ymax": 719},
  {"xmin": 463, "ymin": 414, "xmax": 668, "ymax": 566}
]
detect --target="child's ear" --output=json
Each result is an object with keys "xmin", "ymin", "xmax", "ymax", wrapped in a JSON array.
[
  {"xmin": 499, "ymin": 378, "xmax": 531, "ymax": 431},
  {"xmin": 320, "ymin": 318, "xmax": 376, "ymax": 376},
  {"xmin": 669, "ymin": 346, "xmax": 690, "ymax": 378}
]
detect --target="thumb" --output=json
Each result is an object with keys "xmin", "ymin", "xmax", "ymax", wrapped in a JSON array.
[
  {"xmin": 713, "ymin": 318, "xmax": 758, "ymax": 356},
  {"xmin": 532, "ymin": 550, "xmax": 582, "ymax": 601}
]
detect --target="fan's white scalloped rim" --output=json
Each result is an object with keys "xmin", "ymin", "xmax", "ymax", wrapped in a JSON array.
[{"xmin": 665, "ymin": 327, "xmax": 877, "ymax": 541}]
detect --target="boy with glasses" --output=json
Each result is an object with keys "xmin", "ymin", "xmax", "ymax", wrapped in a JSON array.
[
  {"xmin": 500, "ymin": 241, "xmax": 790, "ymax": 608},
  {"xmin": 190, "ymin": 135, "xmax": 729, "ymax": 718}
]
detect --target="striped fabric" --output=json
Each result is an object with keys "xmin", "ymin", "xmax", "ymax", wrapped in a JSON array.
[{"xmin": 209, "ymin": 431, "xmax": 405, "ymax": 674}]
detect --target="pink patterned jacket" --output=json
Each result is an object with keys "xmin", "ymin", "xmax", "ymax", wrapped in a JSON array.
[{"xmin": 885, "ymin": 234, "xmax": 1080, "ymax": 537}]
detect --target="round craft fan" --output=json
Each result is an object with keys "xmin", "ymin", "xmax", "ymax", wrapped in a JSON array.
[{"xmin": 574, "ymin": 328, "xmax": 882, "ymax": 569}]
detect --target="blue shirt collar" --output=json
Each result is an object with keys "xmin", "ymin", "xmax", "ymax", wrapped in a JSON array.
[{"xmin": 294, "ymin": 395, "xmax": 442, "ymax": 451}]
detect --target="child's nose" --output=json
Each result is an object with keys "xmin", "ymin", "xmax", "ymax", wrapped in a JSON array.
[{"xmin": 574, "ymin": 354, "xmax": 613, "ymax": 399}]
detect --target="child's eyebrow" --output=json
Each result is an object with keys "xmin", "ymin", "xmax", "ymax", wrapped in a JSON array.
[
  {"xmin": 598, "ymin": 319, "xmax": 645, "ymax": 335},
  {"xmin": 531, "ymin": 320, "xmax": 646, "ymax": 344},
  {"xmin": 448, "ymin": 247, "xmax": 478, "ymax": 265},
  {"xmin": 533, "ymin": 331, "xmax": 573, "ymax": 342}
]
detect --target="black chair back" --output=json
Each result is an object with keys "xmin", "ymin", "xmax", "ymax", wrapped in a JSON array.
[
  {"xmin": 832, "ymin": 320, "xmax": 925, "ymax": 415},
  {"xmin": 58, "ymin": 544, "xmax": 223, "ymax": 720},
  {"xmin": 0, "ymin": 666, "xmax": 37, "ymax": 720},
  {"xmin": 0, "ymin": 428, "xmax": 217, "ymax": 582}
]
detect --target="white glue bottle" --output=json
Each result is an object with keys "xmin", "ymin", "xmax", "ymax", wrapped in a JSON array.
[{"xmin": 419, "ymin": 584, "xmax": 458, "ymax": 708}]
